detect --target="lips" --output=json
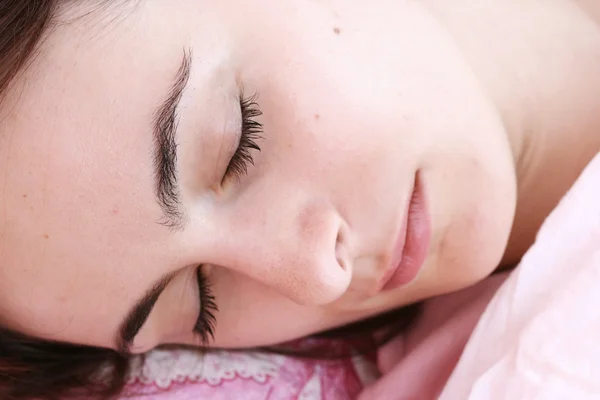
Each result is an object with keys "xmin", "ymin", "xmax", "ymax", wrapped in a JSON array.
[{"xmin": 379, "ymin": 172, "xmax": 431, "ymax": 291}]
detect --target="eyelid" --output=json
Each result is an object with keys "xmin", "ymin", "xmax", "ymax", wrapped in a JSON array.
[
  {"xmin": 131, "ymin": 268, "xmax": 202, "ymax": 351},
  {"xmin": 222, "ymin": 93, "xmax": 263, "ymax": 183}
]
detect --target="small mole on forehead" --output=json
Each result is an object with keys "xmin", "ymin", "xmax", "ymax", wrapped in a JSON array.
[
  {"xmin": 43, "ymin": 234, "xmax": 49, "ymax": 239},
  {"xmin": 333, "ymin": 27, "xmax": 341, "ymax": 35}
]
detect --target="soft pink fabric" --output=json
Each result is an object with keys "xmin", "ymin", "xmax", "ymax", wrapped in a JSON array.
[
  {"xmin": 358, "ymin": 269, "xmax": 509, "ymax": 400},
  {"xmin": 440, "ymin": 153, "xmax": 600, "ymax": 399}
]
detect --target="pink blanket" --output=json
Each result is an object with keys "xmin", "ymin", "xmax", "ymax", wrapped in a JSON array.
[
  {"xmin": 441, "ymin": 153, "xmax": 600, "ymax": 399},
  {"xmin": 122, "ymin": 153, "xmax": 600, "ymax": 399}
]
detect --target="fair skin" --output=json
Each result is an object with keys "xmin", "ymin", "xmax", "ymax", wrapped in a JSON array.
[{"xmin": 0, "ymin": 0, "xmax": 599, "ymax": 356}]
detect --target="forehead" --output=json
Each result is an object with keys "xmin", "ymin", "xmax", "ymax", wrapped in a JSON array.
[{"xmin": 0, "ymin": 3, "xmax": 184, "ymax": 344}]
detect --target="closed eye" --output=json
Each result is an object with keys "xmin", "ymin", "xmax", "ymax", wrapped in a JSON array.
[
  {"xmin": 223, "ymin": 93, "xmax": 263, "ymax": 182},
  {"xmin": 192, "ymin": 265, "xmax": 217, "ymax": 345}
]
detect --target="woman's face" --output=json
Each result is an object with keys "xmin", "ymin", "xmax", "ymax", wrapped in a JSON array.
[{"xmin": 0, "ymin": 0, "xmax": 516, "ymax": 352}]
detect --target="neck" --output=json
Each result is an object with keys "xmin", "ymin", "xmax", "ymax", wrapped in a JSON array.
[{"xmin": 426, "ymin": 0, "xmax": 600, "ymax": 264}]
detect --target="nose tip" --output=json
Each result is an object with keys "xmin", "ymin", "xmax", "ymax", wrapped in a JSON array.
[
  {"xmin": 293, "ymin": 254, "xmax": 351, "ymax": 306},
  {"xmin": 290, "ymin": 221, "xmax": 352, "ymax": 306},
  {"xmin": 221, "ymin": 197, "xmax": 354, "ymax": 307}
]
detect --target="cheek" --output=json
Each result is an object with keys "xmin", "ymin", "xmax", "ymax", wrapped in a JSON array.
[
  {"xmin": 428, "ymin": 156, "xmax": 517, "ymax": 294},
  {"xmin": 209, "ymin": 270, "xmax": 331, "ymax": 348},
  {"xmin": 250, "ymin": 55, "xmax": 413, "ymax": 196}
]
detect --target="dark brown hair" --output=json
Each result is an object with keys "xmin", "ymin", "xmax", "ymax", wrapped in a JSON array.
[
  {"xmin": 0, "ymin": 1, "xmax": 51, "ymax": 104},
  {"xmin": 0, "ymin": 1, "xmax": 422, "ymax": 399}
]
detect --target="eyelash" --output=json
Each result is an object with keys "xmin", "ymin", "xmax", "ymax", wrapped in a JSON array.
[
  {"xmin": 223, "ymin": 94, "xmax": 264, "ymax": 182},
  {"xmin": 193, "ymin": 266, "xmax": 218, "ymax": 345}
]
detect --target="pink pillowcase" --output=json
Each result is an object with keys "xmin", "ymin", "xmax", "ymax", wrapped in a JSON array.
[{"xmin": 122, "ymin": 339, "xmax": 378, "ymax": 399}]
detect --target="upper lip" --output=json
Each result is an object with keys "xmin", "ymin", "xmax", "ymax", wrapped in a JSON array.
[{"xmin": 377, "ymin": 177, "xmax": 416, "ymax": 291}]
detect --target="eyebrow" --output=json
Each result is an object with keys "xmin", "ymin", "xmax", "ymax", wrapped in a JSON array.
[
  {"xmin": 117, "ymin": 271, "xmax": 178, "ymax": 354},
  {"xmin": 152, "ymin": 50, "xmax": 192, "ymax": 230}
]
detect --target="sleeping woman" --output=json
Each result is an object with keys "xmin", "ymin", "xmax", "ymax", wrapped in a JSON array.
[{"xmin": 1, "ymin": 0, "xmax": 599, "ymax": 399}]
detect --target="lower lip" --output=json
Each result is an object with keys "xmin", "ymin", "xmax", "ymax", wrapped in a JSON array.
[{"xmin": 380, "ymin": 173, "xmax": 431, "ymax": 291}]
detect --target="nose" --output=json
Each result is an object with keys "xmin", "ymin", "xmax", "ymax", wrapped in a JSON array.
[{"xmin": 212, "ymin": 198, "xmax": 353, "ymax": 306}]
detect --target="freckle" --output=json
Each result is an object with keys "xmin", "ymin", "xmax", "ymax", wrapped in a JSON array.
[
  {"xmin": 43, "ymin": 234, "xmax": 49, "ymax": 239},
  {"xmin": 314, "ymin": 113, "xmax": 320, "ymax": 120},
  {"xmin": 333, "ymin": 27, "xmax": 341, "ymax": 35},
  {"xmin": 22, "ymin": 194, "xmax": 27, "ymax": 198}
]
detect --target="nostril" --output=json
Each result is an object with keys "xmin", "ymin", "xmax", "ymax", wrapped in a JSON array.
[
  {"xmin": 335, "ymin": 229, "xmax": 349, "ymax": 271},
  {"xmin": 336, "ymin": 256, "xmax": 347, "ymax": 271}
]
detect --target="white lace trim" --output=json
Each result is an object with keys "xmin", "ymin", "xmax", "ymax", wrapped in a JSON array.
[{"xmin": 127, "ymin": 348, "xmax": 285, "ymax": 389}]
